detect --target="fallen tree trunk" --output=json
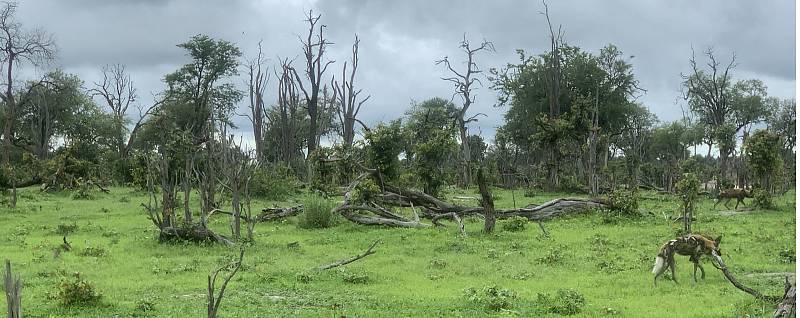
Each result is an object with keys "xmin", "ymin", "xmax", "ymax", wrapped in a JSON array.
[
  {"xmin": 317, "ymin": 240, "xmax": 381, "ymax": 270},
  {"xmin": 710, "ymin": 251, "xmax": 779, "ymax": 302},
  {"xmin": 775, "ymin": 277, "xmax": 796, "ymax": 318},
  {"xmin": 209, "ymin": 205, "xmax": 304, "ymax": 222},
  {"xmin": 495, "ymin": 197, "xmax": 608, "ymax": 221},
  {"xmin": 336, "ymin": 205, "xmax": 430, "ymax": 228}
]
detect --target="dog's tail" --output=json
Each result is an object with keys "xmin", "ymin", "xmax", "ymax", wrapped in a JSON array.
[{"xmin": 652, "ymin": 255, "xmax": 666, "ymax": 274}]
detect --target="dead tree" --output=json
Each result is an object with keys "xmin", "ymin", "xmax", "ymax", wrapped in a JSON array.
[
  {"xmin": 275, "ymin": 58, "xmax": 302, "ymax": 163},
  {"xmin": 218, "ymin": 132, "xmax": 258, "ymax": 242},
  {"xmin": 775, "ymin": 277, "xmax": 796, "ymax": 318},
  {"xmin": 291, "ymin": 10, "xmax": 334, "ymax": 156},
  {"xmin": 541, "ymin": 1, "xmax": 564, "ymax": 190},
  {"xmin": 207, "ymin": 248, "xmax": 245, "ymax": 318},
  {"xmin": 4, "ymin": 260, "xmax": 21, "ymax": 318},
  {"xmin": 0, "ymin": 1, "xmax": 56, "ymax": 164},
  {"xmin": 436, "ymin": 34, "xmax": 493, "ymax": 186},
  {"xmin": 245, "ymin": 42, "xmax": 268, "ymax": 162},
  {"xmin": 333, "ymin": 35, "xmax": 370, "ymax": 148}
]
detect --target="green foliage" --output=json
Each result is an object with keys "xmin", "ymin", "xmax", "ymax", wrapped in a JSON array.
[
  {"xmin": 79, "ymin": 246, "xmax": 107, "ymax": 257},
  {"xmin": 606, "ymin": 189, "xmax": 640, "ymax": 217},
  {"xmin": 308, "ymin": 147, "xmax": 337, "ymax": 194},
  {"xmin": 404, "ymin": 98, "xmax": 459, "ymax": 196},
  {"xmin": 745, "ymin": 129, "xmax": 784, "ymax": 190},
  {"xmin": 249, "ymin": 165, "xmax": 301, "ymax": 200},
  {"xmin": 340, "ymin": 269, "xmax": 370, "ymax": 284},
  {"xmin": 56, "ymin": 273, "xmax": 102, "ymax": 306},
  {"xmin": 349, "ymin": 178, "xmax": 381, "ymax": 205},
  {"xmin": 676, "ymin": 173, "xmax": 700, "ymax": 204},
  {"xmin": 500, "ymin": 216, "xmax": 528, "ymax": 232},
  {"xmin": 536, "ymin": 289, "xmax": 586, "ymax": 316},
  {"xmin": 297, "ymin": 195, "xmax": 336, "ymax": 229},
  {"xmin": 55, "ymin": 223, "xmax": 79, "ymax": 235},
  {"xmin": 71, "ymin": 178, "xmax": 96, "ymax": 200},
  {"xmin": 365, "ymin": 120, "xmax": 406, "ymax": 182},
  {"xmin": 752, "ymin": 188, "xmax": 774, "ymax": 209},
  {"xmin": 464, "ymin": 285, "xmax": 517, "ymax": 312}
]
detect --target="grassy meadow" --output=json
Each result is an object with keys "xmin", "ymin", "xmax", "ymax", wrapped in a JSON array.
[{"xmin": 0, "ymin": 186, "xmax": 795, "ymax": 317}]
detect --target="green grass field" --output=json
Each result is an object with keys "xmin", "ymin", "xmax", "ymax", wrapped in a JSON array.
[{"xmin": 0, "ymin": 186, "xmax": 795, "ymax": 317}]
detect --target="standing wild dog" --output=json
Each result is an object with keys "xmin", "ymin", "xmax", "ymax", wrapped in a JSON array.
[
  {"xmin": 714, "ymin": 188, "xmax": 752, "ymax": 210},
  {"xmin": 652, "ymin": 234, "xmax": 722, "ymax": 286}
]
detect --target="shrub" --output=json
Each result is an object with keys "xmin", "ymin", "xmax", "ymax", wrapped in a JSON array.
[
  {"xmin": 500, "ymin": 216, "xmax": 528, "ymax": 232},
  {"xmin": 523, "ymin": 187, "xmax": 537, "ymax": 198},
  {"xmin": 249, "ymin": 166, "xmax": 301, "ymax": 200},
  {"xmin": 297, "ymin": 195, "xmax": 336, "ymax": 229},
  {"xmin": 537, "ymin": 248, "xmax": 566, "ymax": 265},
  {"xmin": 752, "ymin": 189, "xmax": 774, "ymax": 209},
  {"xmin": 79, "ymin": 246, "xmax": 107, "ymax": 257},
  {"xmin": 56, "ymin": 273, "xmax": 101, "ymax": 306},
  {"xmin": 464, "ymin": 285, "xmax": 517, "ymax": 312},
  {"xmin": 341, "ymin": 269, "xmax": 370, "ymax": 284},
  {"xmin": 606, "ymin": 189, "xmax": 639, "ymax": 217},
  {"xmin": 778, "ymin": 248, "xmax": 795, "ymax": 263},
  {"xmin": 55, "ymin": 223, "xmax": 78, "ymax": 235},
  {"xmin": 349, "ymin": 178, "xmax": 381, "ymax": 205},
  {"xmin": 536, "ymin": 289, "xmax": 586, "ymax": 315}
]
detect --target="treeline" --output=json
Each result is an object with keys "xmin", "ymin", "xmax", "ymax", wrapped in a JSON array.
[{"xmin": 0, "ymin": 2, "xmax": 795, "ymax": 208}]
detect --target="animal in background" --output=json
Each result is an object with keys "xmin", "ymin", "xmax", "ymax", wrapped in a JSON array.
[
  {"xmin": 714, "ymin": 188, "xmax": 752, "ymax": 210},
  {"xmin": 652, "ymin": 234, "xmax": 722, "ymax": 286}
]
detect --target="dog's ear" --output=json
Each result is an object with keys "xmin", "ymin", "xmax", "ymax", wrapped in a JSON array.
[{"xmin": 714, "ymin": 235, "xmax": 723, "ymax": 245}]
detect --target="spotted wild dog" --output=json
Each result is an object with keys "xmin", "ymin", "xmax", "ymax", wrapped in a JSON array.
[
  {"xmin": 652, "ymin": 234, "xmax": 722, "ymax": 286},
  {"xmin": 714, "ymin": 188, "xmax": 752, "ymax": 210}
]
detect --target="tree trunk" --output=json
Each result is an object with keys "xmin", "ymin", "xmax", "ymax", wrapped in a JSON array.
[
  {"xmin": 4, "ymin": 260, "xmax": 22, "ymax": 318},
  {"xmin": 458, "ymin": 122, "xmax": 471, "ymax": 187},
  {"xmin": 477, "ymin": 168, "xmax": 495, "ymax": 234}
]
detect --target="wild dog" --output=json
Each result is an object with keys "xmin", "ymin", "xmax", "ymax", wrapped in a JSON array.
[
  {"xmin": 714, "ymin": 188, "xmax": 752, "ymax": 210},
  {"xmin": 652, "ymin": 234, "xmax": 722, "ymax": 286}
]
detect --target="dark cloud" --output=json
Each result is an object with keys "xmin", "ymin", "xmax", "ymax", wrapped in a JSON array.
[{"xmin": 11, "ymin": 0, "xmax": 795, "ymax": 144}]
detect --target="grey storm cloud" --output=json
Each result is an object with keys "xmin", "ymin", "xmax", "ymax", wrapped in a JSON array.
[{"xmin": 13, "ymin": 0, "xmax": 796, "ymax": 144}]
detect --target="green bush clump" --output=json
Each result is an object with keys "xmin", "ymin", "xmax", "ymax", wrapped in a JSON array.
[
  {"xmin": 56, "ymin": 273, "xmax": 102, "ymax": 306},
  {"xmin": 752, "ymin": 189, "xmax": 774, "ymax": 209},
  {"xmin": 79, "ymin": 246, "xmax": 107, "ymax": 257},
  {"xmin": 606, "ymin": 189, "xmax": 640, "ymax": 217},
  {"xmin": 341, "ymin": 269, "xmax": 370, "ymax": 284},
  {"xmin": 55, "ymin": 222, "xmax": 78, "ymax": 235},
  {"xmin": 536, "ymin": 288, "xmax": 586, "ymax": 315},
  {"xmin": 500, "ymin": 216, "xmax": 528, "ymax": 232},
  {"xmin": 297, "ymin": 195, "xmax": 336, "ymax": 229},
  {"xmin": 249, "ymin": 166, "xmax": 301, "ymax": 200},
  {"xmin": 464, "ymin": 285, "xmax": 517, "ymax": 311}
]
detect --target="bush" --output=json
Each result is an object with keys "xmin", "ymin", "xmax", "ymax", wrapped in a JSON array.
[
  {"xmin": 55, "ymin": 223, "xmax": 78, "ymax": 235},
  {"xmin": 464, "ymin": 285, "xmax": 517, "ymax": 312},
  {"xmin": 752, "ymin": 189, "xmax": 774, "ymax": 209},
  {"xmin": 500, "ymin": 216, "xmax": 528, "ymax": 232},
  {"xmin": 606, "ymin": 189, "xmax": 639, "ymax": 217},
  {"xmin": 297, "ymin": 195, "xmax": 336, "ymax": 229},
  {"xmin": 536, "ymin": 289, "xmax": 586, "ymax": 315},
  {"xmin": 249, "ymin": 166, "xmax": 301, "ymax": 200},
  {"xmin": 56, "ymin": 273, "xmax": 101, "ymax": 306},
  {"xmin": 341, "ymin": 269, "xmax": 370, "ymax": 284},
  {"xmin": 79, "ymin": 246, "xmax": 107, "ymax": 257}
]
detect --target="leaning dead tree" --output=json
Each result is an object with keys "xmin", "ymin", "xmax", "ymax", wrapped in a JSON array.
[
  {"xmin": 333, "ymin": 35, "xmax": 370, "ymax": 148},
  {"xmin": 316, "ymin": 240, "xmax": 380, "ymax": 271},
  {"xmin": 436, "ymin": 34, "xmax": 494, "ymax": 186},
  {"xmin": 4, "ymin": 260, "xmax": 21, "ymax": 318}
]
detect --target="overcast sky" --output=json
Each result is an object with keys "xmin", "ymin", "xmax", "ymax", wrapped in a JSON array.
[{"xmin": 15, "ymin": 0, "xmax": 796, "ymax": 145}]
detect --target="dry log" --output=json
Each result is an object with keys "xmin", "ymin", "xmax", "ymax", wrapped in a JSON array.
[
  {"xmin": 710, "ymin": 251, "xmax": 779, "ymax": 302},
  {"xmin": 209, "ymin": 205, "xmax": 304, "ymax": 222},
  {"xmin": 317, "ymin": 240, "xmax": 380, "ymax": 270},
  {"xmin": 432, "ymin": 212, "xmax": 467, "ymax": 237},
  {"xmin": 335, "ymin": 205, "xmax": 430, "ymax": 228},
  {"xmin": 775, "ymin": 277, "xmax": 796, "ymax": 318},
  {"xmin": 495, "ymin": 197, "xmax": 607, "ymax": 221}
]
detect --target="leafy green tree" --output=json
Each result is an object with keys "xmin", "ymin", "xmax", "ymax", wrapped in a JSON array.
[
  {"xmin": 744, "ymin": 129, "xmax": 783, "ymax": 192},
  {"xmin": 648, "ymin": 122, "xmax": 690, "ymax": 191},
  {"xmin": 364, "ymin": 120, "xmax": 406, "ymax": 184},
  {"xmin": 682, "ymin": 49, "xmax": 768, "ymax": 181},
  {"xmin": 403, "ymin": 98, "xmax": 459, "ymax": 196}
]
